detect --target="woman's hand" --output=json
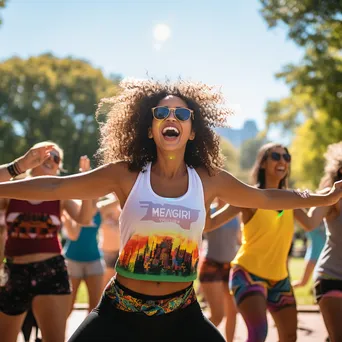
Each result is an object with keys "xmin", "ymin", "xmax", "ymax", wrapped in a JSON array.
[
  {"xmin": 326, "ymin": 180, "xmax": 342, "ymax": 205},
  {"xmin": 79, "ymin": 155, "xmax": 91, "ymax": 173},
  {"xmin": 16, "ymin": 145, "xmax": 55, "ymax": 173}
]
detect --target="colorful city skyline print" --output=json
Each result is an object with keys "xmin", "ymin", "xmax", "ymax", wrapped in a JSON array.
[{"xmin": 116, "ymin": 233, "xmax": 199, "ymax": 281}]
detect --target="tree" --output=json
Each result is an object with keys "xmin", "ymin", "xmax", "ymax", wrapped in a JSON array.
[
  {"xmin": 259, "ymin": 0, "xmax": 341, "ymax": 49},
  {"xmin": 259, "ymin": 0, "xmax": 342, "ymax": 188},
  {"xmin": 0, "ymin": 54, "xmax": 119, "ymax": 172},
  {"xmin": 220, "ymin": 137, "xmax": 239, "ymax": 173},
  {"xmin": 0, "ymin": 0, "xmax": 6, "ymax": 27},
  {"xmin": 240, "ymin": 136, "xmax": 267, "ymax": 170}
]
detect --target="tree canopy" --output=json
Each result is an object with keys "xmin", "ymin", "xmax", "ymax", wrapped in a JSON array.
[
  {"xmin": 0, "ymin": 54, "xmax": 120, "ymax": 172},
  {"xmin": 259, "ymin": 0, "xmax": 342, "ymax": 189},
  {"xmin": 0, "ymin": 0, "xmax": 6, "ymax": 27}
]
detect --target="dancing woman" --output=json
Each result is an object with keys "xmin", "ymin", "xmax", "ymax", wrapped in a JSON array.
[
  {"xmin": 0, "ymin": 80, "xmax": 341, "ymax": 342},
  {"xmin": 0, "ymin": 142, "xmax": 95, "ymax": 342},
  {"xmin": 208, "ymin": 142, "xmax": 333, "ymax": 342}
]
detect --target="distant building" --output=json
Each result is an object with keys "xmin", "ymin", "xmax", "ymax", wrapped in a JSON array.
[{"xmin": 216, "ymin": 120, "xmax": 258, "ymax": 148}]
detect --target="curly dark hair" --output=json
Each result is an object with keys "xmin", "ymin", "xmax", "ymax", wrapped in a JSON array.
[
  {"xmin": 319, "ymin": 142, "xmax": 342, "ymax": 190},
  {"xmin": 96, "ymin": 78, "xmax": 234, "ymax": 174},
  {"xmin": 250, "ymin": 142, "xmax": 291, "ymax": 189}
]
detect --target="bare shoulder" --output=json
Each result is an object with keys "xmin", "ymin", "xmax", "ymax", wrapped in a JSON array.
[
  {"xmin": 195, "ymin": 166, "xmax": 232, "ymax": 205},
  {"xmin": 196, "ymin": 166, "xmax": 232, "ymax": 186},
  {"xmin": 104, "ymin": 161, "xmax": 140, "ymax": 205}
]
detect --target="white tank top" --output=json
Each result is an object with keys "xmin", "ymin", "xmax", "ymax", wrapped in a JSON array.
[{"xmin": 116, "ymin": 162, "xmax": 206, "ymax": 282}]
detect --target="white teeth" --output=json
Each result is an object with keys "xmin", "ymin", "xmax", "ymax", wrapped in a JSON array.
[{"xmin": 162, "ymin": 126, "xmax": 179, "ymax": 134}]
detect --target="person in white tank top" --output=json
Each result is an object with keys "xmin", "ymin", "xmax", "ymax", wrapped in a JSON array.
[{"xmin": 1, "ymin": 79, "xmax": 341, "ymax": 342}]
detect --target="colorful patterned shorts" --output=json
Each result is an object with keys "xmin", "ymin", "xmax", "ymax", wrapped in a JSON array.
[
  {"xmin": 104, "ymin": 278, "xmax": 196, "ymax": 316},
  {"xmin": 199, "ymin": 258, "xmax": 231, "ymax": 283},
  {"xmin": 0, "ymin": 255, "xmax": 71, "ymax": 315},
  {"xmin": 229, "ymin": 265, "xmax": 296, "ymax": 312}
]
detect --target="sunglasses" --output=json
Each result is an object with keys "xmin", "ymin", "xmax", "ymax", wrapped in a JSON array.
[
  {"xmin": 337, "ymin": 169, "xmax": 342, "ymax": 181},
  {"xmin": 49, "ymin": 152, "xmax": 61, "ymax": 165},
  {"xmin": 152, "ymin": 106, "xmax": 194, "ymax": 122},
  {"xmin": 269, "ymin": 152, "xmax": 291, "ymax": 163}
]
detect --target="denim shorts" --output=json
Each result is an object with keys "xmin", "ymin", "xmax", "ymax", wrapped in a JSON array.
[{"xmin": 66, "ymin": 258, "xmax": 105, "ymax": 278}]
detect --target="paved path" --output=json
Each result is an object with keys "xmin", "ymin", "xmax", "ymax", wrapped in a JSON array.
[{"xmin": 17, "ymin": 309, "xmax": 328, "ymax": 342}]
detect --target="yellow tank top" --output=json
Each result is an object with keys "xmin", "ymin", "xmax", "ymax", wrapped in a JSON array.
[{"xmin": 231, "ymin": 209, "xmax": 294, "ymax": 281}]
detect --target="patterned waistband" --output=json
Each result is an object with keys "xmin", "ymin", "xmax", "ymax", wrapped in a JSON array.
[{"xmin": 104, "ymin": 279, "xmax": 196, "ymax": 316}]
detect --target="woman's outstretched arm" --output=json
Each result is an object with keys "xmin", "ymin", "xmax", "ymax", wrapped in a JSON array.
[
  {"xmin": 0, "ymin": 162, "xmax": 124, "ymax": 201},
  {"xmin": 0, "ymin": 145, "xmax": 54, "ymax": 182},
  {"xmin": 212, "ymin": 169, "xmax": 342, "ymax": 210},
  {"xmin": 204, "ymin": 205, "xmax": 241, "ymax": 233}
]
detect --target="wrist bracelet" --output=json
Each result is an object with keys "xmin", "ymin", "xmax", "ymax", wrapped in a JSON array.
[
  {"xmin": 293, "ymin": 189, "xmax": 310, "ymax": 198},
  {"xmin": 13, "ymin": 161, "xmax": 23, "ymax": 175},
  {"xmin": 7, "ymin": 162, "xmax": 20, "ymax": 178}
]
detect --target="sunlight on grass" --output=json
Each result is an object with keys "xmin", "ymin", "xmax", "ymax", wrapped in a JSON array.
[
  {"xmin": 289, "ymin": 257, "xmax": 315, "ymax": 305},
  {"xmin": 75, "ymin": 281, "xmax": 89, "ymax": 304}
]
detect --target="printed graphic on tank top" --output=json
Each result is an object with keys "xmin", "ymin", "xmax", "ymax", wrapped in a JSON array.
[
  {"xmin": 5, "ymin": 199, "xmax": 61, "ymax": 256},
  {"xmin": 116, "ymin": 163, "xmax": 206, "ymax": 282}
]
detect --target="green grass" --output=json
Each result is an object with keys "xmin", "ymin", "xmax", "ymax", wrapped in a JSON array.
[
  {"xmin": 289, "ymin": 257, "xmax": 315, "ymax": 305},
  {"xmin": 75, "ymin": 281, "xmax": 89, "ymax": 304},
  {"xmin": 75, "ymin": 258, "xmax": 314, "ymax": 305}
]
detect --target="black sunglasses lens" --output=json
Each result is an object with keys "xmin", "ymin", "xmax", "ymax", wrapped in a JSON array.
[
  {"xmin": 51, "ymin": 154, "xmax": 60, "ymax": 164},
  {"xmin": 271, "ymin": 152, "xmax": 281, "ymax": 161},
  {"xmin": 175, "ymin": 108, "xmax": 191, "ymax": 121},
  {"xmin": 153, "ymin": 107, "xmax": 169, "ymax": 120},
  {"xmin": 283, "ymin": 153, "xmax": 291, "ymax": 162}
]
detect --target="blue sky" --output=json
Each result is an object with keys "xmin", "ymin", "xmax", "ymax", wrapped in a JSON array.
[{"xmin": 1, "ymin": 0, "xmax": 303, "ymax": 134}]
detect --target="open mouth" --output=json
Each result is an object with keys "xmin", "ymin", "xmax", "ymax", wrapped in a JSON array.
[
  {"xmin": 162, "ymin": 126, "xmax": 180, "ymax": 140},
  {"xmin": 276, "ymin": 166, "xmax": 286, "ymax": 172}
]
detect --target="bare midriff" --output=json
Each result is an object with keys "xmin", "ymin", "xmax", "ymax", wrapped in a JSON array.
[
  {"xmin": 10, "ymin": 252, "xmax": 61, "ymax": 264},
  {"xmin": 116, "ymin": 273, "xmax": 193, "ymax": 296}
]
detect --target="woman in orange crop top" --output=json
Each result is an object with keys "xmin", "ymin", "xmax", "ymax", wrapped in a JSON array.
[
  {"xmin": 0, "ymin": 80, "xmax": 341, "ymax": 342},
  {"xmin": 0, "ymin": 141, "xmax": 95, "ymax": 342},
  {"xmin": 208, "ymin": 142, "xmax": 335, "ymax": 342}
]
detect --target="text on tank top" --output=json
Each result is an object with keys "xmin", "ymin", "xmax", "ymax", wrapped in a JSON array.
[
  {"xmin": 116, "ymin": 162, "xmax": 206, "ymax": 282},
  {"xmin": 231, "ymin": 208, "xmax": 294, "ymax": 281},
  {"xmin": 5, "ymin": 199, "xmax": 61, "ymax": 257},
  {"xmin": 205, "ymin": 207, "xmax": 240, "ymax": 263},
  {"xmin": 315, "ymin": 202, "xmax": 342, "ymax": 280}
]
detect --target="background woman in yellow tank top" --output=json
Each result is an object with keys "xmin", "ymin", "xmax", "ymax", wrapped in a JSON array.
[{"xmin": 209, "ymin": 142, "xmax": 322, "ymax": 342}]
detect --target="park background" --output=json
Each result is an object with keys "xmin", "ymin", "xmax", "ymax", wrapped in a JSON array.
[{"xmin": 0, "ymin": 0, "xmax": 341, "ymax": 306}]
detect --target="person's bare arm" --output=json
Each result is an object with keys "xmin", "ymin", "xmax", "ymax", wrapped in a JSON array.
[
  {"xmin": 61, "ymin": 212, "xmax": 81, "ymax": 241},
  {"xmin": 204, "ymin": 204, "xmax": 242, "ymax": 233},
  {"xmin": 293, "ymin": 207, "xmax": 331, "ymax": 231},
  {"xmin": 0, "ymin": 225, "xmax": 6, "ymax": 263},
  {"xmin": 62, "ymin": 155, "xmax": 98, "ymax": 225},
  {"xmin": 213, "ymin": 169, "xmax": 342, "ymax": 210},
  {"xmin": 0, "ymin": 145, "xmax": 54, "ymax": 182},
  {"xmin": 63, "ymin": 199, "xmax": 96, "ymax": 226},
  {"xmin": 97, "ymin": 196, "xmax": 120, "ymax": 217},
  {"xmin": 0, "ymin": 162, "xmax": 124, "ymax": 201}
]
